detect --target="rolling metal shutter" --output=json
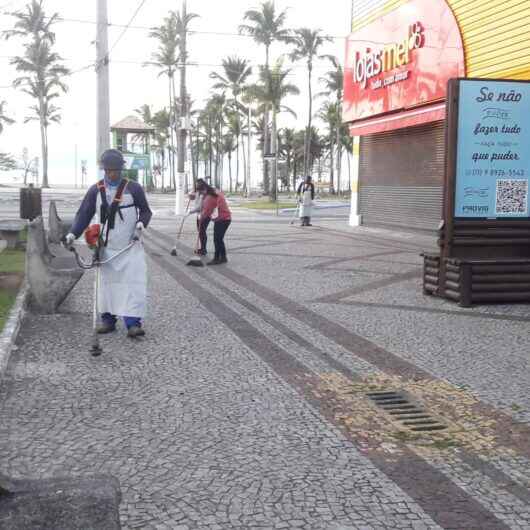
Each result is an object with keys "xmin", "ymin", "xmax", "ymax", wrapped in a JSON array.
[{"xmin": 359, "ymin": 121, "xmax": 445, "ymax": 232}]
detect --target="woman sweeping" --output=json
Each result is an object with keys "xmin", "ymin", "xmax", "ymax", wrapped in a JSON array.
[{"xmin": 196, "ymin": 182, "xmax": 232, "ymax": 265}]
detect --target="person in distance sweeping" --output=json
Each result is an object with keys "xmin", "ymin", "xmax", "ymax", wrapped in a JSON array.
[
  {"xmin": 65, "ymin": 149, "xmax": 152, "ymax": 338},
  {"xmin": 196, "ymin": 181, "xmax": 231, "ymax": 265},
  {"xmin": 297, "ymin": 175, "xmax": 315, "ymax": 226}
]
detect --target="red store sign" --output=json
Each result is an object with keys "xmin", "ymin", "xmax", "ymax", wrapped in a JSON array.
[{"xmin": 343, "ymin": 0, "xmax": 465, "ymax": 135}]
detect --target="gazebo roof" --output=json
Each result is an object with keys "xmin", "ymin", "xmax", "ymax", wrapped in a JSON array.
[{"xmin": 110, "ymin": 115, "xmax": 155, "ymax": 133}]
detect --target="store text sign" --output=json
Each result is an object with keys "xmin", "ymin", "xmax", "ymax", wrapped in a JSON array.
[
  {"xmin": 343, "ymin": 0, "xmax": 465, "ymax": 123},
  {"xmin": 352, "ymin": 22, "xmax": 425, "ymax": 90},
  {"xmin": 454, "ymin": 80, "xmax": 530, "ymax": 218}
]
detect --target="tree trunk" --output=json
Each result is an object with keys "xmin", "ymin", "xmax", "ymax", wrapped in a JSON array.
[
  {"xmin": 263, "ymin": 45, "xmax": 270, "ymax": 195},
  {"xmin": 329, "ymin": 133, "xmax": 335, "ymax": 194},
  {"xmin": 241, "ymin": 135, "xmax": 247, "ymax": 195},
  {"xmin": 303, "ymin": 63, "xmax": 313, "ymax": 178},
  {"xmin": 39, "ymin": 94, "xmax": 48, "ymax": 187},
  {"xmin": 167, "ymin": 75, "xmax": 175, "ymax": 190},
  {"xmin": 336, "ymin": 141, "xmax": 341, "ymax": 195},
  {"xmin": 270, "ymin": 109, "xmax": 277, "ymax": 202},
  {"xmin": 228, "ymin": 151, "xmax": 232, "ymax": 193},
  {"xmin": 42, "ymin": 124, "xmax": 49, "ymax": 188},
  {"xmin": 235, "ymin": 140, "xmax": 239, "ymax": 192},
  {"xmin": 215, "ymin": 121, "xmax": 221, "ymax": 189}
]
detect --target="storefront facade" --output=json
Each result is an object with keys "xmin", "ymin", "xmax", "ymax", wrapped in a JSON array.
[{"xmin": 344, "ymin": 0, "xmax": 530, "ymax": 232}]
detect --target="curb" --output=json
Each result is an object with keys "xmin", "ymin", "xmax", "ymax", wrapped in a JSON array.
[{"xmin": 0, "ymin": 282, "xmax": 28, "ymax": 380}]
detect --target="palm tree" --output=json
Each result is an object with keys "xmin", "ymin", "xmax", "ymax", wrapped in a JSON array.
[
  {"xmin": 288, "ymin": 28, "xmax": 331, "ymax": 177},
  {"xmin": 278, "ymin": 127, "xmax": 296, "ymax": 191},
  {"xmin": 203, "ymin": 93, "xmax": 226, "ymax": 189},
  {"xmin": 222, "ymin": 133, "xmax": 236, "ymax": 193},
  {"xmin": 318, "ymin": 55, "xmax": 344, "ymax": 193},
  {"xmin": 210, "ymin": 57, "xmax": 252, "ymax": 191},
  {"xmin": 248, "ymin": 61, "xmax": 300, "ymax": 201},
  {"xmin": 239, "ymin": 1, "xmax": 291, "ymax": 195},
  {"xmin": 317, "ymin": 101, "xmax": 340, "ymax": 193},
  {"xmin": 146, "ymin": 14, "xmax": 179, "ymax": 189},
  {"xmin": 3, "ymin": 0, "xmax": 69, "ymax": 188}
]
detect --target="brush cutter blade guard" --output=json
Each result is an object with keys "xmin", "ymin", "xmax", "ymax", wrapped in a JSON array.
[{"xmin": 85, "ymin": 224, "xmax": 101, "ymax": 248}]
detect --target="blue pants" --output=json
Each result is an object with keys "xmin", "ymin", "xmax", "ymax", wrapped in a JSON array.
[{"xmin": 102, "ymin": 312, "xmax": 141, "ymax": 329}]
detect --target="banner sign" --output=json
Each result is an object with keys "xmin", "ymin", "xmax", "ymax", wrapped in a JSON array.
[
  {"xmin": 454, "ymin": 80, "xmax": 530, "ymax": 218},
  {"xmin": 343, "ymin": 0, "xmax": 465, "ymax": 125}
]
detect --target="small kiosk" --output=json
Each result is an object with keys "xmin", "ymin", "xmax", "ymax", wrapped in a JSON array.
[
  {"xmin": 111, "ymin": 116, "xmax": 155, "ymax": 188},
  {"xmin": 424, "ymin": 78, "xmax": 530, "ymax": 306}
]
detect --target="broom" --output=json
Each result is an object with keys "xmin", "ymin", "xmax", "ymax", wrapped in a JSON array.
[
  {"xmin": 170, "ymin": 198, "xmax": 191, "ymax": 256},
  {"xmin": 186, "ymin": 233, "xmax": 204, "ymax": 267}
]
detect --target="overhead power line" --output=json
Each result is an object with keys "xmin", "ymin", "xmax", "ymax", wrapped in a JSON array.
[
  {"xmin": 0, "ymin": 11, "xmax": 347, "ymax": 40},
  {"xmin": 108, "ymin": 0, "xmax": 149, "ymax": 56}
]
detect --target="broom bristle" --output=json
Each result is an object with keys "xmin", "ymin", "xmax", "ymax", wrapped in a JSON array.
[{"xmin": 186, "ymin": 259, "xmax": 204, "ymax": 267}]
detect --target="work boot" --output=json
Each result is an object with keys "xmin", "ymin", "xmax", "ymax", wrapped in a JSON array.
[
  {"xmin": 218, "ymin": 256, "xmax": 228, "ymax": 264},
  {"xmin": 96, "ymin": 323, "xmax": 116, "ymax": 334},
  {"xmin": 127, "ymin": 326, "xmax": 145, "ymax": 338}
]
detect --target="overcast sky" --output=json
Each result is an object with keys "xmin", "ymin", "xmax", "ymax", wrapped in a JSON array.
[{"xmin": 0, "ymin": 0, "xmax": 351, "ymax": 187}]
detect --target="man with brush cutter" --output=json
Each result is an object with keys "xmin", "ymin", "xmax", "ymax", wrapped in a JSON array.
[{"xmin": 65, "ymin": 149, "xmax": 152, "ymax": 338}]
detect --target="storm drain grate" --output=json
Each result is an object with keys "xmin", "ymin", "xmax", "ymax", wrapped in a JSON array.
[{"xmin": 366, "ymin": 391, "xmax": 447, "ymax": 432}]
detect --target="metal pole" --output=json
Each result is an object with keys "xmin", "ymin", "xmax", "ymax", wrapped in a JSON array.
[
  {"xmin": 247, "ymin": 104, "xmax": 251, "ymax": 197},
  {"xmin": 96, "ymin": 0, "xmax": 110, "ymax": 169},
  {"xmin": 175, "ymin": 0, "xmax": 187, "ymax": 215}
]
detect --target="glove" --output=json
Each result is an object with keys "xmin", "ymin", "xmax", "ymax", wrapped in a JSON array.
[{"xmin": 64, "ymin": 233, "xmax": 75, "ymax": 247}]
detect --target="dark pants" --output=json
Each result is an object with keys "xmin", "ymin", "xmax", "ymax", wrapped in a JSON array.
[
  {"xmin": 198, "ymin": 217, "xmax": 210, "ymax": 252},
  {"xmin": 214, "ymin": 220, "xmax": 231, "ymax": 258},
  {"xmin": 301, "ymin": 216, "xmax": 311, "ymax": 226}
]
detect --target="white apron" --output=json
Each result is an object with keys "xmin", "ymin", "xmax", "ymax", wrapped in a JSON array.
[
  {"xmin": 299, "ymin": 189, "xmax": 313, "ymax": 218},
  {"xmin": 96, "ymin": 185, "xmax": 147, "ymax": 318}
]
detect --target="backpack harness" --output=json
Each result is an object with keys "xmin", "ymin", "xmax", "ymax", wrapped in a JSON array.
[{"xmin": 96, "ymin": 178, "xmax": 130, "ymax": 247}]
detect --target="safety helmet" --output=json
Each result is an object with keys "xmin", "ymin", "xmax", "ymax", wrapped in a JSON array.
[{"xmin": 99, "ymin": 149, "xmax": 125, "ymax": 171}]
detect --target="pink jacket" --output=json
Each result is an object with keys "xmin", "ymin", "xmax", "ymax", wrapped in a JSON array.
[{"xmin": 201, "ymin": 192, "xmax": 231, "ymax": 221}]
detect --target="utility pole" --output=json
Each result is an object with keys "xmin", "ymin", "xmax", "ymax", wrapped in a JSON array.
[
  {"xmin": 175, "ymin": 0, "xmax": 188, "ymax": 215},
  {"xmin": 246, "ymin": 104, "xmax": 251, "ymax": 197},
  {"xmin": 96, "ymin": 0, "xmax": 110, "ymax": 168}
]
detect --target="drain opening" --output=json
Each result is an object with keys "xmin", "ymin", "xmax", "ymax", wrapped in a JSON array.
[
  {"xmin": 411, "ymin": 425, "xmax": 447, "ymax": 432},
  {"xmin": 366, "ymin": 390, "xmax": 447, "ymax": 433}
]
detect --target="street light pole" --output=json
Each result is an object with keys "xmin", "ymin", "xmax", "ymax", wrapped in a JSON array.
[
  {"xmin": 96, "ymin": 0, "xmax": 110, "ymax": 169},
  {"xmin": 175, "ymin": 0, "xmax": 188, "ymax": 215},
  {"xmin": 246, "ymin": 104, "xmax": 251, "ymax": 197}
]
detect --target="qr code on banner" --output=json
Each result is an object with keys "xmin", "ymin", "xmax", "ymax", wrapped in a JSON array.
[{"xmin": 495, "ymin": 179, "xmax": 528, "ymax": 215}]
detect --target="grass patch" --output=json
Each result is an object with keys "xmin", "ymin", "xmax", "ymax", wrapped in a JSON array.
[
  {"xmin": 0, "ymin": 249, "xmax": 26, "ymax": 274},
  {"xmin": 0, "ymin": 248, "xmax": 25, "ymax": 332},
  {"xmin": 242, "ymin": 201, "xmax": 296, "ymax": 210},
  {"xmin": 0, "ymin": 290, "xmax": 17, "ymax": 331}
]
